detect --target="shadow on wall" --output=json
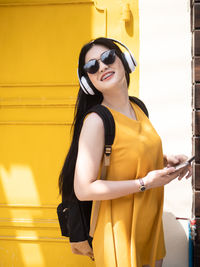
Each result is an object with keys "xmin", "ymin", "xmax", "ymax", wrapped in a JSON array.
[{"xmin": 163, "ymin": 212, "xmax": 188, "ymax": 267}]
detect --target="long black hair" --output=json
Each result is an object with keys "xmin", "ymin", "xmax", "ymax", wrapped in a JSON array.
[{"xmin": 59, "ymin": 37, "xmax": 130, "ymax": 201}]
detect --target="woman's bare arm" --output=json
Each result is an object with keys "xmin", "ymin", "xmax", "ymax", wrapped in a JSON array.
[{"xmin": 74, "ymin": 113, "xmax": 186, "ymax": 201}]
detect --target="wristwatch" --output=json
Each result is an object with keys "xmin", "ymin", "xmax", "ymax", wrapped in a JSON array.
[{"xmin": 139, "ymin": 178, "xmax": 146, "ymax": 192}]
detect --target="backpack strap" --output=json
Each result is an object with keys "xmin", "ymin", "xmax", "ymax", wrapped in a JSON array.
[
  {"xmin": 129, "ymin": 96, "xmax": 149, "ymax": 118},
  {"xmin": 83, "ymin": 105, "xmax": 115, "ymax": 237},
  {"xmin": 84, "ymin": 104, "xmax": 116, "ymax": 166}
]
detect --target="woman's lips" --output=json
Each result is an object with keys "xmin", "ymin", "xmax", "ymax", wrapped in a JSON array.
[{"xmin": 101, "ymin": 72, "xmax": 115, "ymax": 81}]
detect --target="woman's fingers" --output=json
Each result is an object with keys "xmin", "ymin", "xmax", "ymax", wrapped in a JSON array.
[
  {"xmin": 178, "ymin": 170, "xmax": 187, "ymax": 180},
  {"xmin": 165, "ymin": 155, "xmax": 179, "ymax": 167},
  {"xmin": 164, "ymin": 166, "xmax": 189, "ymax": 182},
  {"xmin": 177, "ymin": 164, "xmax": 192, "ymax": 180},
  {"xmin": 178, "ymin": 167, "xmax": 188, "ymax": 180},
  {"xmin": 165, "ymin": 170, "xmax": 181, "ymax": 182},
  {"xmin": 146, "ymin": 164, "xmax": 192, "ymax": 189},
  {"xmin": 176, "ymin": 154, "xmax": 188, "ymax": 163},
  {"xmin": 186, "ymin": 170, "xmax": 192, "ymax": 179},
  {"xmin": 186, "ymin": 164, "xmax": 193, "ymax": 179},
  {"xmin": 162, "ymin": 167, "xmax": 176, "ymax": 175},
  {"xmin": 165, "ymin": 154, "xmax": 188, "ymax": 168},
  {"xmin": 157, "ymin": 167, "xmax": 180, "ymax": 184}
]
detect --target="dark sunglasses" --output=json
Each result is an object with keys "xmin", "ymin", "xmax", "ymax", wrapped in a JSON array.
[{"xmin": 83, "ymin": 49, "xmax": 116, "ymax": 74}]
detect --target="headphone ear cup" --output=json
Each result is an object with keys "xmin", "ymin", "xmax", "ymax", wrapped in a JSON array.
[
  {"xmin": 123, "ymin": 51, "xmax": 137, "ymax": 73},
  {"xmin": 80, "ymin": 76, "xmax": 95, "ymax": 95}
]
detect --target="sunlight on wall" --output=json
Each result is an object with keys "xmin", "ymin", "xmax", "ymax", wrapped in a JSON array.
[
  {"xmin": 19, "ymin": 242, "xmax": 45, "ymax": 267},
  {"xmin": 0, "ymin": 164, "xmax": 45, "ymax": 266},
  {"xmin": 0, "ymin": 165, "xmax": 40, "ymax": 205}
]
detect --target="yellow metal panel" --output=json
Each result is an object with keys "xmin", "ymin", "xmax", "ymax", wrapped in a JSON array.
[
  {"xmin": 0, "ymin": 2, "xmax": 106, "ymax": 85},
  {"xmin": 0, "ymin": 0, "xmax": 140, "ymax": 265}
]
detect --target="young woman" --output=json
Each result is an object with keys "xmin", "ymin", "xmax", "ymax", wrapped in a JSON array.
[{"xmin": 59, "ymin": 37, "xmax": 192, "ymax": 267}]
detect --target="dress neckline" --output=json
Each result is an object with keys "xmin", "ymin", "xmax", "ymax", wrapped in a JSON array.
[{"xmin": 101, "ymin": 101, "xmax": 140, "ymax": 123}]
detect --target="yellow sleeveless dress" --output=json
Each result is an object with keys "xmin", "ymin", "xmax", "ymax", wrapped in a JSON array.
[{"xmin": 92, "ymin": 101, "xmax": 166, "ymax": 267}]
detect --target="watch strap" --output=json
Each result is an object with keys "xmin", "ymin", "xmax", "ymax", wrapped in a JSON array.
[{"xmin": 139, "ymin": 178, "xmax": 146, "ymax": 192}]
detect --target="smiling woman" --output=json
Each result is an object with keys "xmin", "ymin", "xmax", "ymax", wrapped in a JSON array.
[
  {"xmin": 85, "ymin": 45, "xmax": 126, "ymax": 94},
  {"xmin": 59, "ymin": 37, "xmax": 192, "ymax": 267}
]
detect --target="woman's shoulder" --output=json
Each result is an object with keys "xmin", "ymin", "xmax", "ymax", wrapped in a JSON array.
[
  {"xmin": 83, "ymin": 112, "xmax": 104, "ymax": 131},
  {"xmin": 79, "ymin": 112, "xmax": 104, "ymax": 147}
]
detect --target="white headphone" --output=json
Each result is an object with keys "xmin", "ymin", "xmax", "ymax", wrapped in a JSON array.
[{"xmin": 77, "ymin": 38, "xmax": 137, "ymax": 95}]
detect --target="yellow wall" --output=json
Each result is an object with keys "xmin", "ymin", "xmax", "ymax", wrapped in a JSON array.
[{"xmin": 0, "ymin": 0, "xmax": 139, "ymax": 266}]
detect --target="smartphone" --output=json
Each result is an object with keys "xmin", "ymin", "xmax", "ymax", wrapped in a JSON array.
[{"xmin": 174, "ymin": 156, "xmax": 195, "ymax": 171}]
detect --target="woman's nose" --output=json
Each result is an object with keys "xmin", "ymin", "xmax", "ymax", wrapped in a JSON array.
[{"xmin": 99, "ymin": 60, "xmax": 108, "ymax": 72}]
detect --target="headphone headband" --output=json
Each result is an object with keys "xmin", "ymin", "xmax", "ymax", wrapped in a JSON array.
[{"xmin": 108, "ymin": 38, "xmax": 137, "ymax": 67}]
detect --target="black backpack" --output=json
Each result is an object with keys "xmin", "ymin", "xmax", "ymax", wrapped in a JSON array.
[{"xmin": 57, "ymin": 96, "xmax": 149, "ymax": 258}]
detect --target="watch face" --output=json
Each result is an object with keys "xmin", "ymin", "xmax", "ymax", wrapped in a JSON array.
[{"xmin": 140, "ymin": 186, "xmax": 146, "ymax": 192}]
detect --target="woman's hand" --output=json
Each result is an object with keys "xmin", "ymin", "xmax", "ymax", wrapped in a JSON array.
[
  {"xmin": 163, "ymin": 154, "xmax": 192, "ymax": 180},
  {"xmin": 163, "ymin": 154, "xmax": 187, "ymax": 167},
  {"xmin": 177, "ymin": 164, "xmax": 192, "ymax": 180},
  {"xmin": 143, "ymin": 167, "xmax": 187, "ymax": 189},
  {"xmin": 143, "ymin": 167, "xmax": 178, "ymax": 189}
]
